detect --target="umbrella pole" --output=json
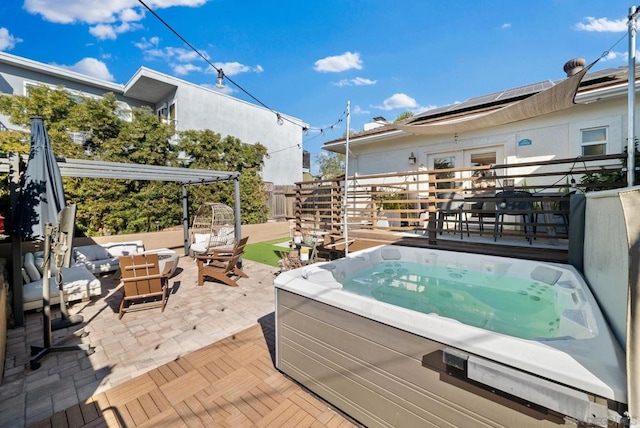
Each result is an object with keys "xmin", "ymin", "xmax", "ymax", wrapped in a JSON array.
[{"xmin": 30, "ymin": 224, "xmax": 95, "ymax": 370}]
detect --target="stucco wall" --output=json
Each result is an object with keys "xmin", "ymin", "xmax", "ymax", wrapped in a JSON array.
[
  {"xmin": 174, "ymin": 83, "xmax": 303, "ymax": 185},
  {"xmin": 345, "ymin": 96, "xmax": 630, "ymax": 186}
]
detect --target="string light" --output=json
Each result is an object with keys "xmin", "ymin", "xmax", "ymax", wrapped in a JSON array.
[
  {"xmin": 216, "ymin": 69, "xmax": 225, "ymax": 88},
  {"xmin": 137, "ymin": 0, "xmax": 349, "ymax": 138}
]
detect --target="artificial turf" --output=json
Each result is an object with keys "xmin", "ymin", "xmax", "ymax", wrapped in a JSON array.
[{"xmin": 243, "ymin": 237, "xmax": 291, "ymax": 267}]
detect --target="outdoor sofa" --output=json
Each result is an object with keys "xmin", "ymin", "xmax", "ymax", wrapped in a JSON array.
[{"xmin": 22, "ymin": 251, "xmax": 101, "ymax": 311}]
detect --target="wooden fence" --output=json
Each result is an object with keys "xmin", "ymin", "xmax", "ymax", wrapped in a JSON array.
[{"xmin": 290, "ymin": 153, "xmax": 630, "ymax": 241}]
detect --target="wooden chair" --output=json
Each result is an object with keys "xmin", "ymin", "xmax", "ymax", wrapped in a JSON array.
[
  {"xmin": 196, "ymin": 236, "xmax": 249, "ymax": 287},
  {"xmin": 118, "ymin": 253, "xmax": 168, "ymax": 319}
]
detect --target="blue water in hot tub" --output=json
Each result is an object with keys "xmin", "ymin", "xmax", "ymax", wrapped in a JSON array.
[{"xmin": 340, "ymin": 261, "xmax": 578, "ymax": 340}]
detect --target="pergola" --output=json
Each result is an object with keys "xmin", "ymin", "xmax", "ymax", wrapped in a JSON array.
[{"xmin": 0, "ymin": 153, "xmax": 241, "ymax": 326}]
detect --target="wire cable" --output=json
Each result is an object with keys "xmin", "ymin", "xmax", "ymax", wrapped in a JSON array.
[{"xmin": 137, "ymin": 0, "xmax": 344, "ymax": 134}]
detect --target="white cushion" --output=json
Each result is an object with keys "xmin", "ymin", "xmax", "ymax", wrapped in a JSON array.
[
  {"xmin": 74, "ymin": 245, "xmax": 111, "ymax": 262},
  {"xmin": 23, "ymin": 253, "xmax": 41, "ymax": 282},
  {"xmin": 193, "ymin": 233, "xmax": 211, "ymax": 244},
  {"xmin": 190, "ymin": 242, "xmax": 207, "ymax": 254},
  {"xmin": 218, "ymin": 227, "xmax": 235, "ymax": 245},
  {"xmin": 22, "ymin": 265, "xmax": 102, "ymax": 311}
]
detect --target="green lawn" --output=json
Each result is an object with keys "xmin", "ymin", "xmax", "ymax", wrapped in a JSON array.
[{"xmin": 243, "ymin": 237, "xmax": 290, "ymax": 267}]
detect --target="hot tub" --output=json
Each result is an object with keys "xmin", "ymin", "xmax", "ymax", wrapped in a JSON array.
[{"xmin": 275, "ymin": 245, "xmax": 627, "ymax": 427}]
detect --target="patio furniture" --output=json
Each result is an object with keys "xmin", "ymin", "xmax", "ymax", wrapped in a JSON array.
[
  {"xmin": 493, "ymin": 190, "xmax": 534, "ymax": 244},
  {"xmin": 436, "ymin": 192, "xmax": 469, "ymax": 239},
  {"xmin": 118, "ymin": 253, "xmax": 168, "ymax": 319},
  {"xmin": 196, "ymin": 236, "xmax": 249, "ymax": 287},
  {"xmin": 142, "ymin": 248, "xmax": 180, "ymax": 277},
  {"xmin": 189, "ymin": 202, "xmax": 237, "ymax": 256},
  {"xmin": 73, "ymin": 241, "xmax": 145, "ymax": 274},
  {"xmin": 22, "ymin": 251, "xmax": 101, "ymax": 311}
]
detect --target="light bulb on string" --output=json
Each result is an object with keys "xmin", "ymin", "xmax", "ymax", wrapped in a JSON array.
[
  {"xmin": 216, "ymin": 69, "xmax": 225, "ymax": 88},
  {"xmin": 276, "ymin": 113, "xmax": 284, "ymax": 126}
]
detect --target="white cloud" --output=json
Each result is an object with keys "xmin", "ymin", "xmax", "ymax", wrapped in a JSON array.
[
  {"xmin": 166, "ymin": 47, "xmax": 202, "ymax": 62},
  {"xmin": 600, "ymin": 50, "xmax": 640, "ymax": 62},
  {"xmin": 55, "ymin": 57, "xmax": 115, "ymax": 81},
  {"xmin": 134, "ymin": 36, "xmax": 160, "ymax": 50},
  {"xmin": 314, "ymin": 51, "xmax": 363, "ymax": 73},
  {"xmin": 352, "ymin": 105, "xmax": 370, "ymax": 115},
  {"xmin": 172, "ymin": 63, "xmax": 202, "ymax": 75},
  {"xmin": 213, "ymin": 61, "xmax": 264, "ymax": 76},
  {"xmin": 501, "ymin": 23, "xmax": 511, "ymax": 29},
  {"xmin": 373, "ymin": 93, "xmax": 419, "ymax": 111},
  {"xmin": 134, "ymin": 42, "xmax": 267, "ymax": 78},
  {"xmin": 0, "ymin": 27, "xmax": 22, "ymax": 51},
  {"xmin": 601, "ymin": 51, "xmax": 624, "ymax": 62},
  {"xmin": 24, "ymin": 0, "xmax": 207, "ymax": 39},
  {"xmin": 574, "ymin": 17, "xmax": 627, "ymax": 32},
  {"xmin": 333, "ymin": 77, "xmax": 377, "ymax": 87},
  {"xmin": 89, "ymin": 21, "xmax": 142, "ymax": 40}
]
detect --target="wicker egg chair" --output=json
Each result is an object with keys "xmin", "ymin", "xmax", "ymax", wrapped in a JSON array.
[{"xmin": 190, "ymin": 203, "xmax": 237, "ymax": 255}]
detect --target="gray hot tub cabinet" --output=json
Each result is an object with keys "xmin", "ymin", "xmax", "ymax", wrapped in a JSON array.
[{"xmin": 275, "ymin": 289, "xmax": 624, "ymax": 428}]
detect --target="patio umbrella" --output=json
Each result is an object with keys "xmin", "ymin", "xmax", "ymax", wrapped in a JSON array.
[{"xmin": 13, "ymin": 116, "xmax": 66, "ymax": 240}]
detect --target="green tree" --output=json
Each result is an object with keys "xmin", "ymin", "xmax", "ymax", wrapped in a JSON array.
[
  {"xmin": 315, "ymin": 152, "xmax": 344, "ymax": 179},
  {"xmin": 0, "ymin": 86, "xmax": 270, "ymax": 235},
  {"xmin": 178, "ymin": 130, "xmax": 269, "ymax": 224},
  {"xmin": 394, "ymin": 111, "xmax": 414, "ymax": 122}
]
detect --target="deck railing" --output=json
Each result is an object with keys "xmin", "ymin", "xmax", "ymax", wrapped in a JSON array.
[{"xmin": 291, "ymin": 153, "xmax": 630, "ymax": 245}]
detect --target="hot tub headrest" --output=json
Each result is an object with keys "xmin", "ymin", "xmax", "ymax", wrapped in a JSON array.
[
  {"xmin": 302, "ymin": 266, "xmax": 342, "ymax": 289},
  {"xmin": 530, "ymin": 266, "xmax": 563, "ymax": 285},
  {"xmin": 380, "ymin": 247, "xmax": 402, "ymax": 260}
]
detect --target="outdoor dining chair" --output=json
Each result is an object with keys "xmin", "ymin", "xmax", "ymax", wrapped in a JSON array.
[
  {"xmin": 436, "ymin": 192, "xmax": 469, "ymax": 239},
  {"xmin": 493, "ymin": 190, "xmax": 534, "ymax": 244}
]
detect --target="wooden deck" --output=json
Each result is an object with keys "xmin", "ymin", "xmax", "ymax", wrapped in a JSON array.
[
  {"xmin": 30, "ymin": 314, "xmax": 358, "ymax": 428},
  {"xmin": 321, "ymin": 227, "xmax": 570, "ymax": 264}
]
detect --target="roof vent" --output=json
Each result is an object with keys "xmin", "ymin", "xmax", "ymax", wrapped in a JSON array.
[{"xmin": 563, "ymin": 58, "xmax": 586, "ymax": 77}]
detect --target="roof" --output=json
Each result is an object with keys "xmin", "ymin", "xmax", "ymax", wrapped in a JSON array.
[{"xmin": 323, "ymin": 64, "xmax": 635, "ymax": 150}]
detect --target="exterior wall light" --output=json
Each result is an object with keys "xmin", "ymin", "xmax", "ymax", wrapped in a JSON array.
[{"xmin": 408, "ymin": 152, "xmax": 417, "ymax": 165}]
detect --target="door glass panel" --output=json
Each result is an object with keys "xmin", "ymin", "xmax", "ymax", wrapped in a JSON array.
[
  {"xmin": 470, "ymin": 152, "xmax": 496, "ymax": 189},
  {"xmin": 434, "ymin": 156, "xmax": 455, "ymax": 189}
]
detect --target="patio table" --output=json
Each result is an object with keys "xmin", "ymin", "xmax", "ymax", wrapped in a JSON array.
[{"xmin": 463, "ymin": 191, "xmax": 567, "ymax": 244}]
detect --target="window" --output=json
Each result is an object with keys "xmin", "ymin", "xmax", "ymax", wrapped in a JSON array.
[
  {"xmin": 434, "ymin": 156, "xmax": 455, "ymax": 189},
  {"xmin": 470, "ymin": 152, "xmax": 496, "ymax": 189},
  {"xmin": 581, "ymin": 127, "xmax": 607, "ymax": 156}
]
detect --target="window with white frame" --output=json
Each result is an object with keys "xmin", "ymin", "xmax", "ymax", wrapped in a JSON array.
[{"xmin": 581, "ymin": 127, "xmax": 607, "ymax": 156}]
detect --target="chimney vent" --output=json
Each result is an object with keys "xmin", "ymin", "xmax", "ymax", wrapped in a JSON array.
[{"xmin": 563, "ymin": 58, "xmax": 586, "ymax": 77}]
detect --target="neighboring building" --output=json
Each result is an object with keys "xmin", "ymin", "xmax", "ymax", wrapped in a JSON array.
[
  {"xmin": 323, "ymin": 58, "xmax": 638, "ymax": 189},
  {"xmin": 0, "ymin": 51, "xmax": 305, "ymax": 185}
]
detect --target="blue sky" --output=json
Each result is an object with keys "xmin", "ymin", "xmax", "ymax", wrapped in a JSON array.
[{"xmin": 0, "ymin": 0, "xmax": 636, "ymax": 169}]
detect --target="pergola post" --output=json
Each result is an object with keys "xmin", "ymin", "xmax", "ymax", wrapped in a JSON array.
[{"xmin": 182, "ymin": 184, "xmax": 189, "ymax": 256}]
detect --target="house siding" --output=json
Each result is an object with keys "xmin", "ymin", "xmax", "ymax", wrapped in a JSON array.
[{"xmin": 0, "ymin": 52, "xmax": 303, "ymax": 186}]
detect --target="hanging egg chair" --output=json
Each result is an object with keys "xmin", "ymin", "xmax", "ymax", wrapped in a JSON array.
[{"xmin": 190, "ymin": 202, "xmax": 236, "ymax": 255}]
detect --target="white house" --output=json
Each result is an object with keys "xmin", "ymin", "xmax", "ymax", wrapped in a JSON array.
[
  {"xmin": 323, "ymin": 58, "xmax": 637, "ymax": 187},
  {"xmin": 0, "ymin": 51, "xmax": 304, "ymax": 185}
]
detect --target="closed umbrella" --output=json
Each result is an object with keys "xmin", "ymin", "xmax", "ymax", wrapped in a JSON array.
[{"xmin": 13, "ymin": 116, "xmax": 66, "ymax": 240}]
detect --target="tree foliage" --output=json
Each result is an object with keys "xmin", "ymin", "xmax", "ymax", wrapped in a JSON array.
[
  {"xmin": 0, "ymin": 85, "xmax": 270, "ymax": 235},
  {"xmin": 315, "ymin": 152, "xmax": 344, "ymax": 179},
  {"xmin": 394, "ymin": 111, "xmax": 414, "ymax": 122}
]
